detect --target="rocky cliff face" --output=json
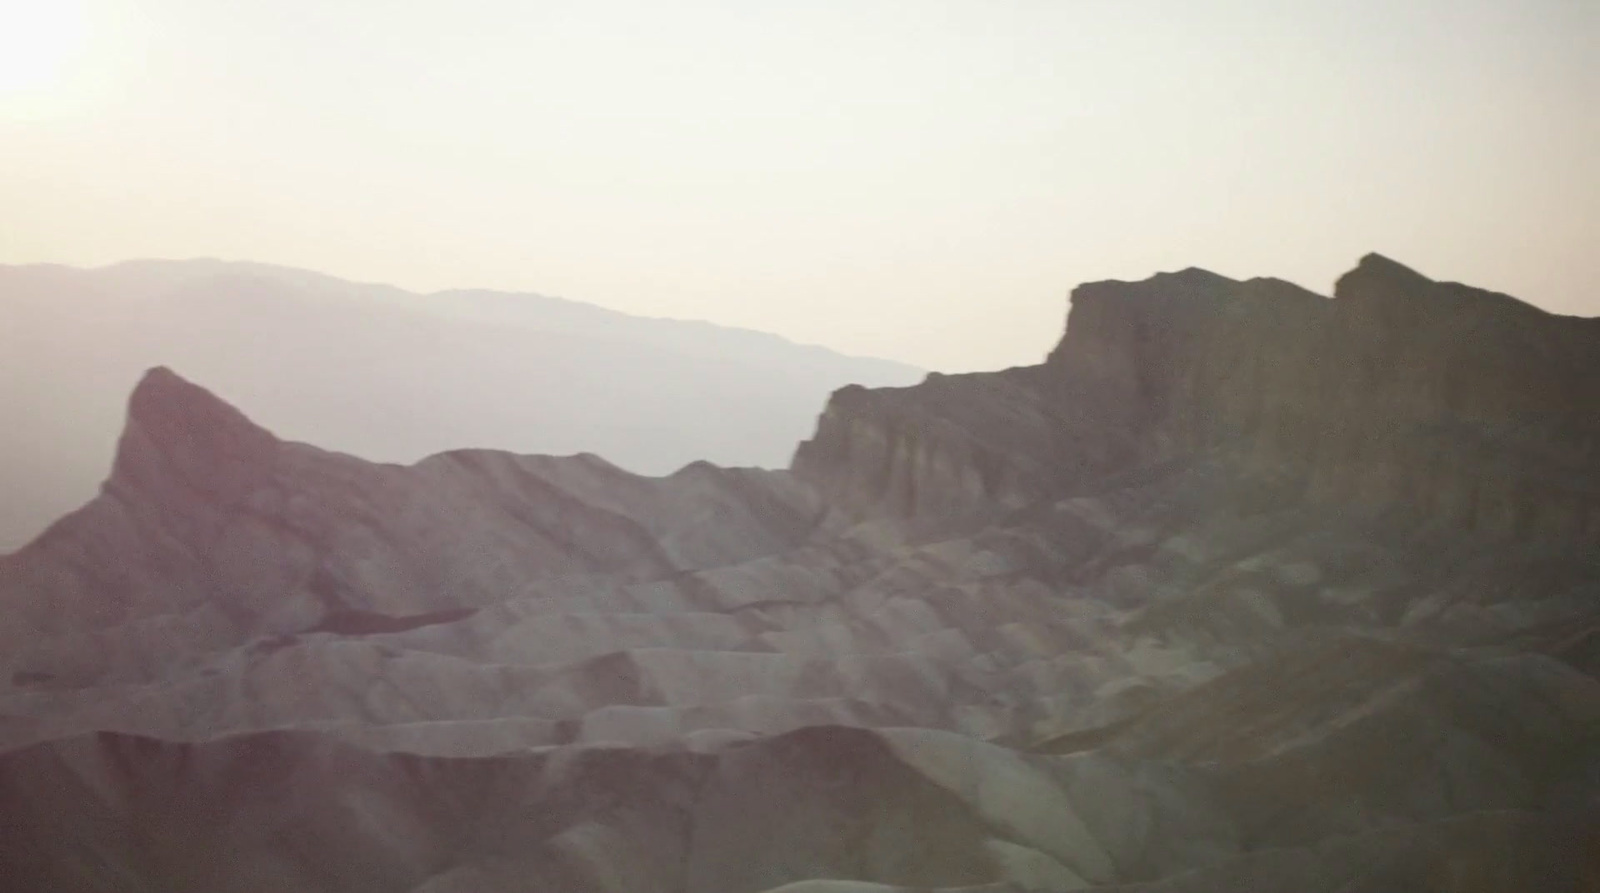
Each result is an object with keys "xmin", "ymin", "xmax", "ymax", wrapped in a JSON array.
[
  {"xmin": 797, "ymin": 254, "xmax": 1600, "ymax": 541},
  {"xmin": 1, "ymin": 256, "xmax": 1597, "ymax": 893}
]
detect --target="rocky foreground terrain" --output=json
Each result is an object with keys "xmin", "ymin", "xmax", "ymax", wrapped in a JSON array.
[{"xmin": 1, "ymin": 254, "xmax": 1596, "ymax": 891}]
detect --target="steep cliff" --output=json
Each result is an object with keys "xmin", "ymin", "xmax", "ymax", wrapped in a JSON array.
[{"xmin": 796, "ymin": 255, "xmax": 1600, "ymax": 541}]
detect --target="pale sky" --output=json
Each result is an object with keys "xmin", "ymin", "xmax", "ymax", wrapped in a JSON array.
[{"xmin": 2, "ymin": 0, "xmax": 1595, "ymax": 371}]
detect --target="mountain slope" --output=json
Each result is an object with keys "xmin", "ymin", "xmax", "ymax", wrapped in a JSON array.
[
  {"xmin": 0, "ymin": 255, "xmax": 1596, "ymax": 892},
  {"xmin": 0, "ymin": 259, "xmax": 923, "ymax": 551}
]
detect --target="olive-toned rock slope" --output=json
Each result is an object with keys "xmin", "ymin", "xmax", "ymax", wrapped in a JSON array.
[{"xmin": 2, "ymin": 255, "xmax": 1597, "ymax": 892}]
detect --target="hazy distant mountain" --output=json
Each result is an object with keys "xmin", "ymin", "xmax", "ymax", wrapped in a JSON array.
[{"xmin": 0, "ymin": 259, "xmax": 923, "ymax": 551}]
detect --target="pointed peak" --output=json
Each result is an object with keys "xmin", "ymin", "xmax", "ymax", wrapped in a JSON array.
[
  {"xmin": 1167, "ymin": 266, "xmax": 1232, "ymax": 283},
  {"xmin": 126, "ymin": 366, "xmax": 261, "ymax": 433},
  {"xmin": 130, "ymin": 365, "xmax": 197, "ymax": 396},
  {"xmin": 1355, "ymin": 251, "xmax": 1420, "ymax": 273},
  {"xmin": 110, "ymin": 367, "xmax": 279, "ymax": 502},
  {"xmin": 1336, "ymin": 253, "xmax": 1434, "ymax": 299},
  {"xmin": 129, "ymin": 365, "xmax": 196, "ymax": 402}
]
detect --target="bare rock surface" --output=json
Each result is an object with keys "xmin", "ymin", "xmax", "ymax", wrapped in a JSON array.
[{"xmin": 2, "ymin": 256, "xmax": 1597, "ymax": 892}]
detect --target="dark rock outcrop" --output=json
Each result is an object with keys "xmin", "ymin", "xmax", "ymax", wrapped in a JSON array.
[{"xmin": 797, "ymin": 254, "xmax": 1600, "ymax": 541}]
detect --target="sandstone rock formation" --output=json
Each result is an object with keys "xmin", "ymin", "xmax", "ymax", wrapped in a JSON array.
[{"xmin": 1, "ymin": 255, "xmax": 1596, "ymax": 892}]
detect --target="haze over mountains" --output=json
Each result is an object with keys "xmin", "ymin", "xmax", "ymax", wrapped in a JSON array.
[
  {"xmin": 0, "ymin": 259, "xmax": 923, "ymax": 551},
  {"xmin": 1, "ymin": 255, "xmax": 1597, "ymax": 892}
]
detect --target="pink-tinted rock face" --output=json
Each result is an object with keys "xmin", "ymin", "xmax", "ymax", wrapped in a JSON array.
[{"xmin": 2, "ymin": 256, "xmax": 1598, "ymax": 893}]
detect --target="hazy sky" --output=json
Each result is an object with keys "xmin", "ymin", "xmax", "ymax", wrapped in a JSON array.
[{"xmin": 2, "ymin": 0, "xmax": 1595, "ymax": 371}]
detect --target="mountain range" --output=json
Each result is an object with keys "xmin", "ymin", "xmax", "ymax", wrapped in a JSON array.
[
  {"xmin": 0, "ymin": 259, "xmax": 923, "ymax": 551},
  {"xmin": 0, "ymin": 254, "xmax": 1596, "ymax": 892}
]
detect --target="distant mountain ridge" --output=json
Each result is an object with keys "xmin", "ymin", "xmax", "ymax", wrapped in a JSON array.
[{"xmin": 0, "ymin": 259, "xmax": 923, "ymax": 551}]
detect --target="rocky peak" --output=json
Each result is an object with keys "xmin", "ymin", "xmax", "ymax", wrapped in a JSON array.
[
  {"xmin": 1336, "ymin": 252, "xmax": 1434, "ymax": 299},
  {"xmin": 796, "ymin": 255, "xmax": 1600, "ymax": 541},
  {"xmin": 107, "ymin": 366, "xmax": 280, "ymax": 506},
  {"xmin": 1331, "ymin": 252, "xmax": 1550, "ymax": 350}
]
